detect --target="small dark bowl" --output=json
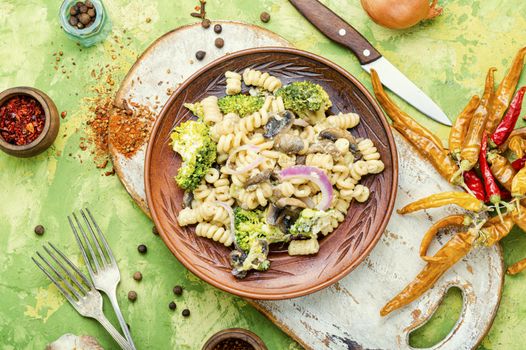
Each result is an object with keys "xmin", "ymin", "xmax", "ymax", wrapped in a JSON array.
[
  {"xmin": 0, "ymin": 87, "xmax": 60, "ymax": 157},
  {"xmin": 202, "ymin": 328, "xmax": 267, "ymax": 350}
]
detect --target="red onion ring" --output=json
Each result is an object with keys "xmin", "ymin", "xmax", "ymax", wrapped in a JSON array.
[{"xmin": 279, "ymin": 166, "xmax": 333, "ymax": 210}]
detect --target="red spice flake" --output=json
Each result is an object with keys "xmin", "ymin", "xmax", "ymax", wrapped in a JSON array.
[
  {"xmin": 0, "ymin": 95, "xmax": 45, "ymax": 145},
  {"xmin": 96, "ymin": 159, "xmax": 108, "ymax": 169},
  {"xmin": 61, "ymin": 111, "xmax": 67, "ymax": 119},
  {"xmin": 104, "ymin": 168, "xmax": 115, "ymax": 176}
]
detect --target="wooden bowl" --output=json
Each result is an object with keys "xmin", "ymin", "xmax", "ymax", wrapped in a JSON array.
[
  {"xmin": 202, "ymin": 328, "xmax": 267, "ymax": 350},
  {"xmin": 145, "ymin": 47, "xmax": 398, "ymax": 300},
  {"xmin": 0, "ymin": 87, "xmax": 59, "ymax": 157}
]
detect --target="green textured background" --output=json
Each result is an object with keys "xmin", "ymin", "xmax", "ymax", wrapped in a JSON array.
[{"xmin": 1, "ymin": 0, "xmax": 526, "ymax": 349}]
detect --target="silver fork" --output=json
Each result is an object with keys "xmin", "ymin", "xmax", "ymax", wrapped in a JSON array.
[
  {"xmin": 68, "ymin": 208, "xmax": 136, "ymax": 350},
  {"xmin": 32, "ymin": 243, "xmax": 133, "ymax": 350}
]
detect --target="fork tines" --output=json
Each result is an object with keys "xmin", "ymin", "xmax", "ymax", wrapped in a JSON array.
[
  {"xmin": 68, "ymin": 208, "xmax": 117, "ymax": 274},
  {"xmin": 32, "ymin": 242, "xmax": 93, "ymax": 305}
]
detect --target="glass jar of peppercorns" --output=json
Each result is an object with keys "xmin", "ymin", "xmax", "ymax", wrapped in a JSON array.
[{"xmin": 59, "ymin": 0, "xmax": 111, "ymax": 47}]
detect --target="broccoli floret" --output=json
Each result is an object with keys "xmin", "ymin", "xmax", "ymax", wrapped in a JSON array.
[
  {"xmin": 275, "ymin": 81, "xmax": 332, "ymax": 124},
  {"xmin": 230, "ymin": 239, "xmax": 270, "ymax": 278},
  {"xmin": 184, "ymin": 102, "xmax": 204, "ymax": 120},
  {"xmin": 218, "ymin": 95, "xmax": 264, "ymax": 117},
  {"xmin": 230, "ymin": 208, "xmax": 288, "ymax": 278},
  {"xmin": 234, "ymin": 208, "xmax": 286, "ymax": 251},
  {"xmin": 170, "ymin": 120, "xmax": 216, "ymax": 190},
  {"xmin": 289, "ymin": 208, "xmax": 338, "ymax": 239}
]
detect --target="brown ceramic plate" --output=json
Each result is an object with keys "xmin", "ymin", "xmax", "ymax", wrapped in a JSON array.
[{"xmin": 145, "ymin": 47, "xmax": 398, "ymax": 300}]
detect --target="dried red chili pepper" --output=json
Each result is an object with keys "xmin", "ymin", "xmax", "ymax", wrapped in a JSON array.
[
  {"xmin": 490, "ymin": 86, "xmax": 526, "ymax": 147},
  {"xmin": 463, "ymin": 170, "xmax": 486, "ymax": 201},
  {"xmin": 512, "ymin": 157, "xmax": 526, "ymax": 171},
  {"xmin": 0, "ymin": 95, "xmax": 45, "ymax": 145},
  {"xmin": 501, "ymin": 188, "xmax": 512, "ymax": 201},
  {"xmin": 480, "ymin": 133, "xmax": 502, "ymax": 205}
]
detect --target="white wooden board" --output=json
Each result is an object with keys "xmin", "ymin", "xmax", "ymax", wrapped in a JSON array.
[{"xmin": 110, "ymin": 21, "xmax": 504, "ymax": 350}]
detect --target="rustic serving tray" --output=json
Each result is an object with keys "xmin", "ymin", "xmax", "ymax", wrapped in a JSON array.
[{"xmin": 110, "ymin": 21, "xmax": 503, "ymax": 349}]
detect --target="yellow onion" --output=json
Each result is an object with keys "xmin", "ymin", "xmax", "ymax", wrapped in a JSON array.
[{"xmin": 360, "ymin": 0, "xmax": 443, "ymax": 30}]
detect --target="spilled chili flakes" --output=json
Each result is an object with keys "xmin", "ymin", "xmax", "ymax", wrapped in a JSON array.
[{"xmin": 0, "ymin": 95, "xmax": 45, "ymax": 145}]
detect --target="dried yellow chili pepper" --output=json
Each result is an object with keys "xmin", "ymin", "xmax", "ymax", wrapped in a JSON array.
[
  {"xmin": 380, "ymin": 231, "xmax": 475, "ymax": 316},
  {"xmin": 459, "ymin": 68, "xmax": 496, "ymax": 171},
  {"xmin": 479, "ymin": 213, "xmax": 514, "ymax": 246},
  {"xmin": 371, "ymin": 69, "xmax": 444, "ymax": 149},
  {"xmin": 512, "ymin": 166, "xmax": 526, "ymax": 197},
  {"xmin": 507, "ymin": 260, "xmax": 526, "ymax": 275},
  {"xmin": 499, "ymin": 127, "xmax": 526, "ymax": 152},
  {"xmin": 502, "ymin": 208, "xmax": 526, "ymax": 275},
  {"xmin": 508, "ymin": 135, "xmax": 526, "ymax": 159},
  {"xmin": 488, "ymin": 153, "xmax": 517, "ymax": 191},
  {"xmin": 448, "ymin": 95, "xmax": 480, "ymax": 160},
  {"xmin": 512, "ymin": 205, "xmax": 526, "ymax": 231},
  {"xmin": 486, "ymin": 47, "xmax": 526, "ymax": 134},
  {"xmin": 420, "ymin": 215, "xmax": 466, "ymax": 262},
  {"xmin": 398, "ymin": 192, "xmax": 485, "ymax": 214},
  {"xmin": 394, "ymin": 123, "xmax": 460, "ymax": 184}
]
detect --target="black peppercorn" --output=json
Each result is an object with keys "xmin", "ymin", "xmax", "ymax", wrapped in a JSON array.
[
  {"xmin": 138, "ymin": 244, "xmax": 147, "ymax": 254},
  {"xmin": 260, "ymin": 11, "xmax": 271, "ymax": 23},
  {"xmin": 201, "ymin": 18, "xmax": 211, "ymax": 29},
  {"xmin": 34, "ymin": 225, "xmax": 45, "ymax": 236},
  {"xmin": 79, "ymin": 5, "xmax": 88, "ymax": 13},
  {"xmin": 133, "ymin": 271, "xmax": 143, "ymax": 281},
  {"xmin": 215, "ymin": 38, "xmax": 224, "ymax": 48},
  {"xmin": 77, "ymin": 22, "xmax": 85, "ymax": 29},
  {"xmin": 70, "ymin": 7, "xmax": 78, "ymax": 16},
  {"xmin": 79, "ymin": 13, "xmax": 91, "ymax": 25},
  {"xmin": 195, "ymin": 51, "xmax": 206, "ymax": 61},
  {"xmin": 128, "ymin": 291, "xmax": 137, "ymax": 302},
  {"xmin": 169, "ymin": 301, "xmax": 177, "ymax": 310},
  {"xmin": 152, "ymin": 226, "xmax": 159, "ymax": 235},
  {"xmin": 87, "ymin": 8, "xmax": 96, "ymax": 17},
  {"xmin": 182, "ymin": 309, "xmax": 190, "ymax": 317},
  {"xmin": 69, "ymin": 16, "xmax": 79, "ymax": 26},
  {"xmin": 85, "ymin": 0, "xmax": 94, "ymax": 8},
  {"xmin": 173, "ymin": 285, "xmax": 183, "ymax": 295},
  {"xmin": 214, "ymin": 24, "xmax": 222, "ymax": 34}
]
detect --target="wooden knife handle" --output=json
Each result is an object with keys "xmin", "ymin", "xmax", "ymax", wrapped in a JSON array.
[{"xmin": 289, "ymin": 0, "xmax": 381, "ymax": 65}]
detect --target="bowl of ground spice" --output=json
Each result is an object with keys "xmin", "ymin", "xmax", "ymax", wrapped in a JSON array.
[
  {"xmin": 202, "ymin": 328, "xmax": 267, "ymax": 350},
  {"xmin": 0, "ymin": 87, "xmax": 59, "ymax": 157}
]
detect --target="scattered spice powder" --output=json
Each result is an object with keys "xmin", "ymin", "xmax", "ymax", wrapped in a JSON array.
[
  {"xmin": 0, "ymin": 95, "xmax": 45, "ymax": 146},
  {"xmin": 108, "ymin": 99, "xmax": 155, "ymax": 158}
]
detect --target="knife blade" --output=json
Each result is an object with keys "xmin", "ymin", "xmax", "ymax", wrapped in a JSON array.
[{"xmin": 288, "ymin": 0, "xmax": 452, "ymax": 126}]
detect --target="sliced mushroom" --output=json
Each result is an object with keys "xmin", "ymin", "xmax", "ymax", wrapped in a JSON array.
[
  {"xmin": 263, "ymin": 110, "xmax": 294, "ymax": 138},
  {"xmin": 273, "ymin": 133, "xmax": 305, "ymax": 154},
  {"xmin": 319, "ymin": 127, "xmax": 356, "ymax": 144},
  {"xmin": 245, "ymin": 169, "xmax": 273, "ymax": 188},
  {"xmin": 296, "ymin": 155, "xmax": 306, "ymax": 165},
  {"xmin": 266, "ymin": 204, "xmax": 301, "ymax": 234},
  {"xmin": 307, "ymin": 140, "xmax": 341, "ymax": 158},
  {"xmin": 182, "ymin": 191, "xmax": 194, "ymax": 208},
  {"xmin": 276, "ymin": 197, "xmax": 307, "ymax": 209},
  {"xmin": 319, "ymin": 128, "xmax": 361, "ymax": 157}
]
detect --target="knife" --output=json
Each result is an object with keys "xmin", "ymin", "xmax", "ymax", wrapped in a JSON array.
[{"xmin": 288, "ymin": 0, "xmax": 452, "ymax": 126}]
